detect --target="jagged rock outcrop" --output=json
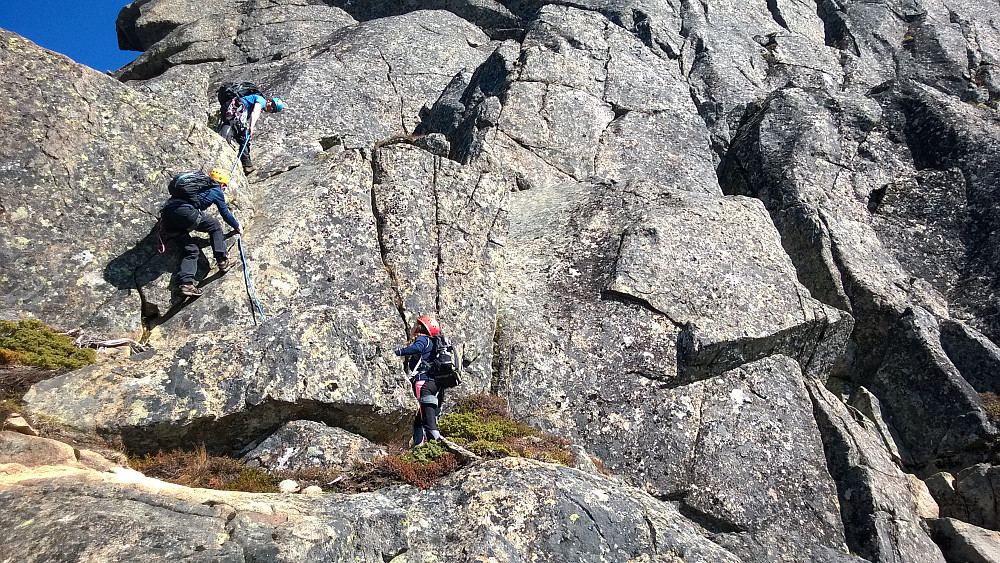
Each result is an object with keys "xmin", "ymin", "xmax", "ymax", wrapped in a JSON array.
[
  {"xmin": 6, "ymin": 0, "xmax": 1000, "ymax": 558},
  {"xmin": 929, "ymin": 518, "xmax": 1000, "ymax": 563},
  {"xmin": 811, "ymin": 381, "xmax": 944, "ymax": 562},
  {"xmin": 1, "ymin": 432, "xmax": 745, "ymax": 561}
]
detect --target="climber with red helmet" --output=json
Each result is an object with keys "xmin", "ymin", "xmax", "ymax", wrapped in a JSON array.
[
  {"xmin": 158, "ymin": 168, "xmax": 242, "ymax": 297},
  {"xmin": 394, "ymin": 315, "xmax": 445, "ymax": 446}
]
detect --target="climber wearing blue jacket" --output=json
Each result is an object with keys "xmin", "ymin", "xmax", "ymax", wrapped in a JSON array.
[
  {"xmin": 159, "ymin": 169, "xmax": 242, "ymax": 297},
  {"xmin": 395, "ymin": 316, "xmax": 445, "ymax": 446},
  {"xmin": 218, "ymin": 88, "xmax": 284, "ymax": 174}
]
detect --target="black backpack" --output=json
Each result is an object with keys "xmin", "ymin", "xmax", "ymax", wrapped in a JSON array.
[
  {"xmin": 218, "ymin": 81, "xmax": 263, "ymax": 121},
  {"xmin": 217, "ymin": 81, "xmax": 262, "ymax": 105},
  {"xmin": 167, "ymin": 171, "xmax": 216, "ymax": 204},
  {"xmin": 427, "ymin": 334, "xmax": 461, "ymax": 388}
]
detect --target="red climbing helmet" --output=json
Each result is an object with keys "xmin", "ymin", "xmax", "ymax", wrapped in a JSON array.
[{"xmin": 417, "ymin": 316, "xmax": 440, "ymax": 337}]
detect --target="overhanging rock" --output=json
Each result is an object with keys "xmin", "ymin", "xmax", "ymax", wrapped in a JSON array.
[{"xmin": 608, "ymin": 190, "xmax": 853, "ymax": 382}]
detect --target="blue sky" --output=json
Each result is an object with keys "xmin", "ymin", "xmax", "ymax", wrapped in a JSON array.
[{"xmin": 1, "ymin": 1, "xmax": 139, "ymax": 72}]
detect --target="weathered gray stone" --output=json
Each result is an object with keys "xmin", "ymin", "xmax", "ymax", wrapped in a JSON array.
[
  {"xmin": 608, "ymin": 190, "xmax": 852, "ymax": 381},
  {"xmin": 496, "ymin": 5, "xmax": 718, "ymax": 190},
  {"xmin": 940, "ymin": 318, "xmax": 1000, "ymax": 395},
  {"xmin": 867, "ymin": 307, "xmax": 994, "ymax": 465},
  {"xmin": 0, "ymin": 456, "xmax": 747, "ymax": 562},
  {"xmin": 0, "ymin": 29, "xmax": 238, "ymax": 337},
  {"xmin": 242, "ymin": 420, "xmax": 386, "ymax": 473},
  {"xmin": 372, "ymin": 144, "xmax": 511, "ymax": 385},
  {"xmin": 11, "ymin": 0, "xmax": 1000, "ymax": 559},
  {"xmin": 811, "ymin": 381, "xmax": 946, "ymax": 563},
  {"xmin": 849, "ymin": 386, "xmax": 913, "ymax": 465},
  {"xmin": 929, "ymin": 518, "xmax": 1000, "ymax": 563},
  {"xmin": 928, "ymin": 464, "xmax": 1000, "ymax": 532}
]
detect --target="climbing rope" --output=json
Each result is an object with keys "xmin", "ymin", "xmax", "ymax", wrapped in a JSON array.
[
  {"xmin": 228, "ymin": 131, "xmax": 252, "ymax": 179},
  {"xmin": 238, "ymin": 236, "xmax": 266, "ymax": 324}
]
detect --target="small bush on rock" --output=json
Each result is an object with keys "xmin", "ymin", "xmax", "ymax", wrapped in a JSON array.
[
  {"xmin": 0, "ymin": 319, "xmax": 95, "ymax": 370},
  {"xmin": 439, "ymin": 394, "xmax": 574, "ymax": 466},
  {"xmin": 401, "ymin": 440, "xmax": 449, "ymax": 464}
]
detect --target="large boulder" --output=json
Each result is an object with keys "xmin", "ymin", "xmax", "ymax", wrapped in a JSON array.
[
  {"xmin": 811, "ymin": 381, "xmax": 945, "ymax": 562},
  {"xmin": 1, "ymin": 446, "xmax": 748, "ymax": 562},
  {"xmin": 0, "ymin": 29, "xmax": 237, "ymax": 338},
  {"xmin": 242, "ymin": 420, "xmax": 386, "ymax": 473},
  {"xmin": 928, "ymin": 518, "xmax": 1000, "ymax": 563}
]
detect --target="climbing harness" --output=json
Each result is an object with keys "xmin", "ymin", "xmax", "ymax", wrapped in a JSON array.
[
  {"xmin": 155, "ymin": 221, "xmax": 166, "ymax": 254},
  {"xmin": 238, "ymin": 236, "xmax": 266, "ymax": 324}
]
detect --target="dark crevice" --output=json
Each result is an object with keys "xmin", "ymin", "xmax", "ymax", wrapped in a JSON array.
[
  {"xmin": 677, "ymin": 502, "xmax": 747, "ymax": 534},
  {"xmin": 319, "ymin": 136, "xmax": 343, "ymax": 151},
  {"xmin": 815, "ymin": 0, "xmax": 860, "ymax": 56},
  {"xmin": 117, "ymin": 397, "xmax": 406, "ymax": 457},
  {"xmin": 490, "ymin": 318, "xmax": 503, "ymax": 395},
  {"xmin": 369, "ymin": 160, "xmax": 408, "ymax": 326},
  {"xmin": 600, "ymin": 289, "xmax": 670, "ymax": 322},
  {"xmin": 432, "ymin": 158, "xmax": 443, "ymax": 316},
  {"xmin": 765, "ymin": 0, "xmax": 790, "ymax": 30}
]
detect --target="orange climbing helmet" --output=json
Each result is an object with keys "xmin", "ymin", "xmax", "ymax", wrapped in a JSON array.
[
  {"xmin": 209, "ymin": 168, "xmax": 229, "ymax": 186},
  {"xmin": 417, "ymin": 316, "xmax": 440, "ymax": 337}
]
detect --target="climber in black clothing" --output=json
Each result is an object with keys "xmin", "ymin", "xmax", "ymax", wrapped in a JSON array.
[{"xmin": 395, "ymin": 316, "xmax": 445, "ymax": 447}]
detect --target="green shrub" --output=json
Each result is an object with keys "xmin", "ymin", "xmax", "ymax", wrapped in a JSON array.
[
  {"xmin": 467, "ymin": 439, "xmax": 517, "ymax": 457},
  {"xmin": 439, "ymin": 394, "xmax": 575, "ymax": 467},
  {"xmin": 401, "ymin": 440, "xmax": 450, "ymax": 464},
  {"xmin": 438, "ymin": 411, "xmax": 522, "ymax": 442},
  {"xmin": 0, "ymin": 319, "xmax": 95, "ymax": 370}
]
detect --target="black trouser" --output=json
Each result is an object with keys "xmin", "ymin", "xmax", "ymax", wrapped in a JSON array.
[
  {"xmin": 412, "ymin": 377, "xmax": 443, "ymax": 446},
  {"xmin": 163, "ymin": 212, "xmax": 226, "ymax": 286},
  {"xmin": 220, "ymin": 121, "xmax": 252, "ymax": 167}
]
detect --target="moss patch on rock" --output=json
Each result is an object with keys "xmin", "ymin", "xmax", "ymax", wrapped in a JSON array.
[
  {"xmin": 0, "ymin": 319, "xmax": 95, "ymax": 370},
  {"xmin": 440, "ymin": 394, "xmax": 574, "ymax": 465}
]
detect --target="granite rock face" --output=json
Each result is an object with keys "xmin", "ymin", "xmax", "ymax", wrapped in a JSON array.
[
  {"xmin": 1, "ymin": 435, "xmax": 745, "ymax": 562},
  {"xmin": 7, "ymin": 0, "xmax": 1000, "ymax": 558},
  {"xmin": 242, "ymin": 420, "xmax": 387, "ymax": 473}
]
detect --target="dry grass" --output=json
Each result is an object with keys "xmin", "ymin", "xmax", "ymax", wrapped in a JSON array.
[
  {"xmin": 981, "ymin": 392, "xmax": 1000, "ymax": 423},
  {"xmin": 0, "ymin": 365, "xmax": 66, "ymax": 423},
  {"xmin": 130, "ymin": 445, "xmax": 279, "ymax": 492}
]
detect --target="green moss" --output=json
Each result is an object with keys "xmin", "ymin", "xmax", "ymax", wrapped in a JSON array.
[
  {"xmin": 438, "ymin": 394, "xmax": 575, "ymax": 467},
  {"xmin": 467, "ymin": 439, "xmax": 517, "ymax": 457},
  {"xmin": 981, "ymin": 392, "xmax": 1000, "ymax": 423},
  {"xmin": 0, "ymin": 319, "xmax": 95, "ymax": 370},
  {"xmin": 401, "ymin": 440, "xmax": 450, "ymax": 464},
  {"xmin": 438, "ymin": 412, "xmax": 522, "ymax": 442}
]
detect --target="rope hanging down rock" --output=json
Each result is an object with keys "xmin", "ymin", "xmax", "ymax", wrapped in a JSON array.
[{"xmin": 238, "ymin": 236, "xmax": 266, "ymax": 324}]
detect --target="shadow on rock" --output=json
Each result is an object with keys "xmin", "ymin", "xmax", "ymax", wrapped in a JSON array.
[{"xmin": 104, "ymin": 227, "xmax": 236, "ymax": 327}]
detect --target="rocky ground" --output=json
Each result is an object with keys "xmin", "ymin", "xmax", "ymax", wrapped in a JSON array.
[{"xmin": 4, "ymin": 0, "xmax": 1000, "ymax": 560}]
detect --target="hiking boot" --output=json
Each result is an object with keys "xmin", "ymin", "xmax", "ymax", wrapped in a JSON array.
[
  {"xmin": 243, "ymin": 165, "xmax": 256, "ymax": 174},
  {"xmin": 179, "ymin": 283, "xmax": 203, "ymax": 297},
  {"xmin": 217, "ymin": 256, "xmax": 239, "ymax": 273}
]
